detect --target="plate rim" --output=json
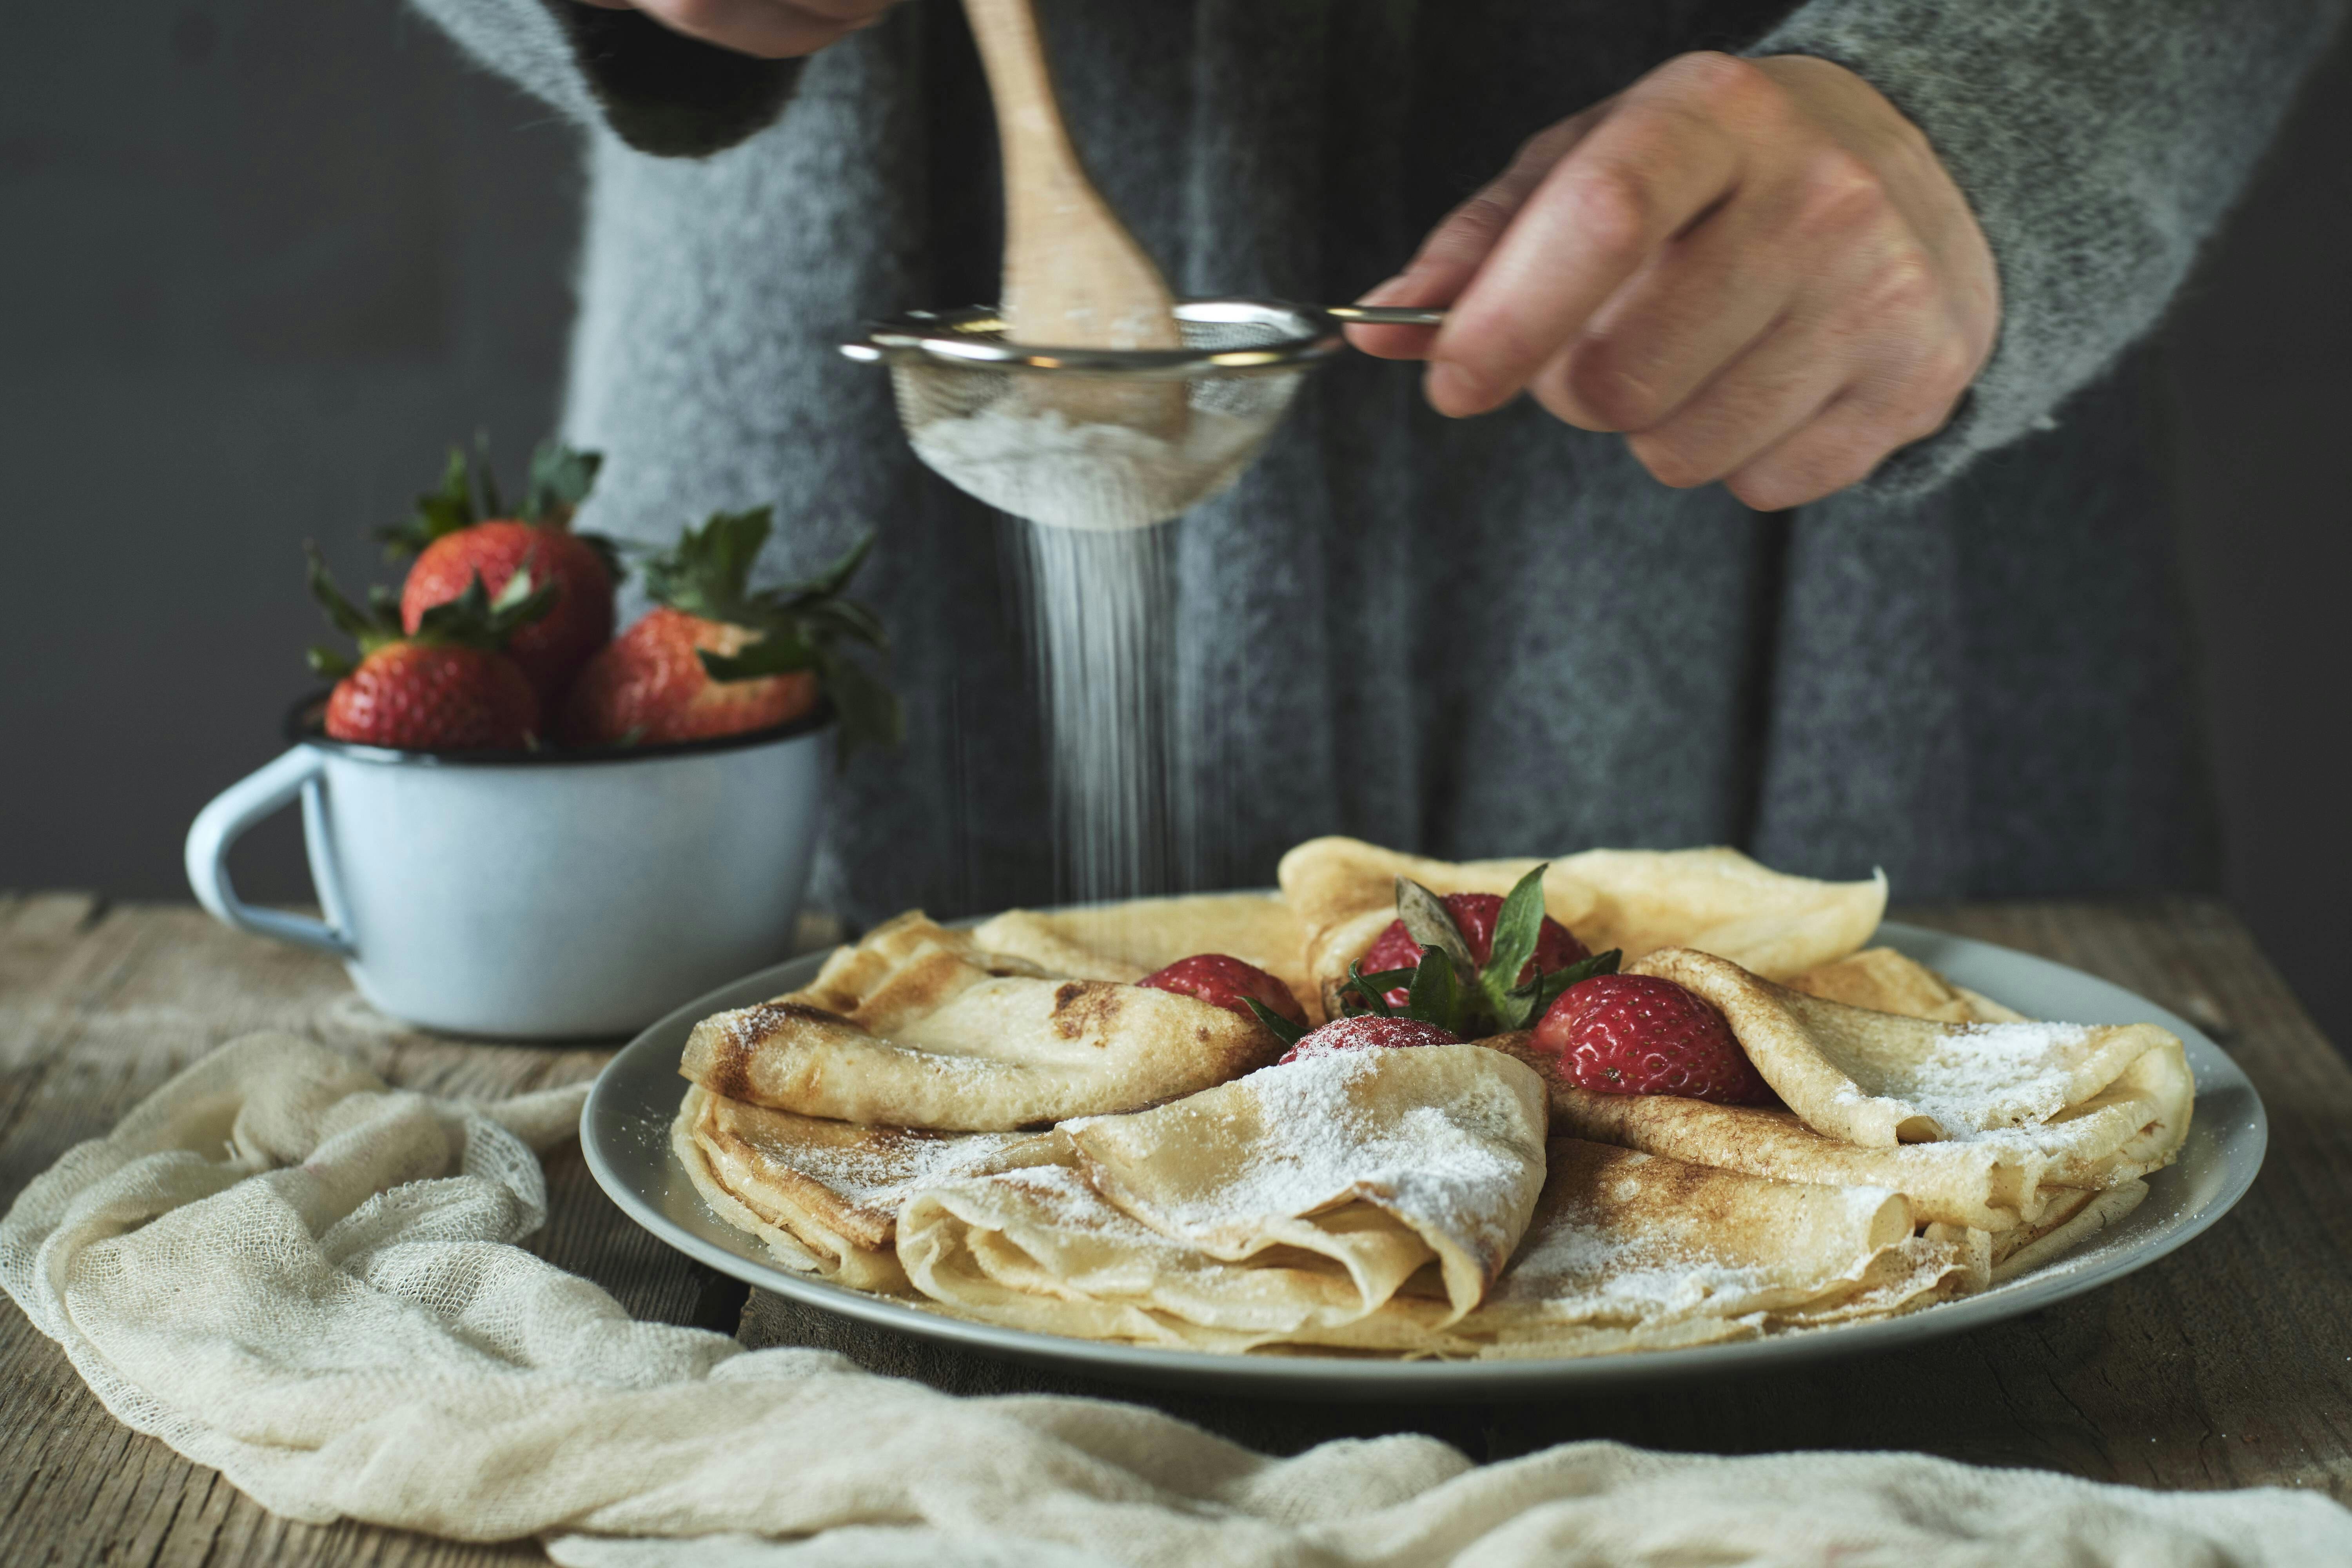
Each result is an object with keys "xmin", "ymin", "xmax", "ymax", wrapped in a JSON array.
[{"xmin": 580, "ymin": 916, "xmax": 2268, "ymax": 1399}]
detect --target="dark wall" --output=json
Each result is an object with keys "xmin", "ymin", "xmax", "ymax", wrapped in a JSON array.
[
  {"xmin": 0, "ymin": 3, "xmax": 578, "ymax": 908},
  {"xmin": 2161, "ymin": 33, "xmax": 2352, "ymax": 1052},
  {"xmin": 2, "ymin": 5, "xmax": 2347, "ymax": 1046}
]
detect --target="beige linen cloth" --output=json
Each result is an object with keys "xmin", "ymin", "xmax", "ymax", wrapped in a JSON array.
[{"xmin": 4, "ymin": 1033, "xmax": 2343, "ymax": 1567}]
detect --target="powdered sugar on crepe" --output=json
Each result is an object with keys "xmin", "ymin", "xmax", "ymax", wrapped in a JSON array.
[
  {"xmin": 1491, "ymin": 1176, "xmax": 1893, "ymax": 1316},
  {"xmin": 1071, "ymin": 1048, "xmax": 1536, "ymax": 1271},
  {"xmin": 763, "ymin": 1126, "xmax": 1049, "ymax": 1212},
  {"xmin": 1887, "ymin": 1021, "xmax": 2093, "ymax": 1138},
  {"xmin": 1490, "ymin": 1212, "xmax": 1774, "ymax": 1315},
  {"xmin": 1054, "ymin": 1043, "xmax": 1553, "ymax": 1319}
]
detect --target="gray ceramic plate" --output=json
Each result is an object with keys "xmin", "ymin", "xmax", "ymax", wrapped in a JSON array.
[{"xmin": 581, "ymin": 920, "xmax": 2266, "ymax": 1400}]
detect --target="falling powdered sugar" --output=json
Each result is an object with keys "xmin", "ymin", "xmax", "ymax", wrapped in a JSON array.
[
  {"xmin": 1005, "ymin": 519, "xmax": 1182, "ymax": 900},
  {"xmin": 887, "ymin": 317, "xmax": 1314, "ymax": 899},
  {"xmin": 916, "ymin": 395, "xmax": 1298, "ymax": 899}
]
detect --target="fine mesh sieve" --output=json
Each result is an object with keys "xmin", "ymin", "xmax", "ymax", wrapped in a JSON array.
[{"xmin": 840, "ymin": 299, "xmax": 1440, "ymax": 531}]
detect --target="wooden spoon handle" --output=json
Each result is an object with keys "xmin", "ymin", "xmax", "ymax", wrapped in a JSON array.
[
  {"xmin": 961, "ymin": 0, "xmax": 1183, "ymax": 352},
  {"xmin": 959, "ymin": 0, "xmax": 1071, "ymax": 188}
]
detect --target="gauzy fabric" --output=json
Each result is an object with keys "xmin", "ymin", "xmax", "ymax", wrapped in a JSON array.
[
  {"xmin": 408, "ymin": 0, "xmax": 2341, "ymax": 921},
  {"xmin": 8, "ymin": 1032, "xmax": 2351, "ymax": 1566}
]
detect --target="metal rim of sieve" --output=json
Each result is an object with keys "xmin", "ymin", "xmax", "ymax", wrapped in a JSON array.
[{"xmin": 838, "ymin": 298, "xmax": 1348, "ymax": 380}]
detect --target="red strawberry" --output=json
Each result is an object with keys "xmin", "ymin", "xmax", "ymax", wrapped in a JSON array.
[
  {"xmin": 564, "ymin": 606, "xmax": 820, "ymax": 745},
  {"xmin": 1360, "ymin": 892, "xmax": 1590, "ymax": 1008},
  {"xmin": 383, "ymin": 441, "xmax": 615, "ymax": 705},
  {"xmin": 1532, "ymin": 973, "xmax": 1775, "ymax": 1105},
  {"xmin": 565, "ymin": 508, "xmax": 898, "ymax": 755},
  {"xmin": 1278, "ymin": 1015, "xmax": 1460, "ymax": 1065},
  {"xmin": 1138, "ymin": 955, "xmax": 1308, "ymax": 1028},
  {"xmin": 324, "ymin": 644, "xmax": 537, "ymax": 751},
  {"xmin": 403, "ymin": 523, "xmax": 611, "ymax": 704},
  {"xmin": 305, "ymin": 545, "xmax": 551, "ymax": 751}
]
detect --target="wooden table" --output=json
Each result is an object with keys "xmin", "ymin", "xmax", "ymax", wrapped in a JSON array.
[{"xmin": 4, "ymin": 895, "xmax": 2349, "ymax": 1565}]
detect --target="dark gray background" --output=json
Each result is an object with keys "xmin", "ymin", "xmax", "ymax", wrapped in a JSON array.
[{"xmin": 3, "ymin": 5, "xmax": 2346, "ymax": 1048}]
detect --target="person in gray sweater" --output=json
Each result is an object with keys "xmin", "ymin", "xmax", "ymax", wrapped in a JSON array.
[{"xmin": 414, "ymin": 0, "xmax": 2339, "ymax": 926}]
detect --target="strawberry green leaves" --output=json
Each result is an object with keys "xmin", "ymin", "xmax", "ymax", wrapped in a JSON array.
[
  {"xmin": 1515, "ymin": 946, "xmax": 1623, "ymax": 1024},
  {"xmin": 412, "ymin": 566, "xmax": 557, "ymax": 650},
  {"xmin": 305, "ymin": 543, "xmax": 398, "ymax": 676},
  {"xmin": 379, "ymin": 437, "xmax": 606, "ymax": 556},
  {"xmin": 643, "ymin": 507, "xmax": 771, "ymax": 625},
  {"xmin": 525, "ymin": 441, "xmax": 603, "ymax": 526},
  {"xmin": 1345, "ymin": 949, "xmax": 1430, "ymax": 1025},
  {"xmin": 1243, "ymin": 998, "xmax": 1310, "ymax": 1049},
  {"xmin": 1472, "ymin": 866, "xmax": 1622, "ymax": 1031},
  {"xmin": 1342, "ymin": 867, "xmax": 1622, "ymax": 1039},
  {"xmin": 1480, "ymin": 867, "xmax": 1550, "ymax": 1002},
  {"xmin": 643, "ymin": 509, "xmax": 905, "ymax": 763},
  {"xmin": 305, "ymin": 542, "xmax": 552, "ymax": 679},
  {"xmin": 1395, "ymin": 877, "xmax": 1479, "ymax": 976},
  {"xmin": 379, "ymin": 447, "xmax": 481, "ymax": 558},
  {"xmin": 1409, "ymin": 944, "xmax": 1466, "ymax": 1028}
]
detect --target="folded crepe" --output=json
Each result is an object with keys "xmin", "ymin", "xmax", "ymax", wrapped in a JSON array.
[
  {"xmin": 894, "ymin": 1044, "xmax": 1550, "ymax": 1351},
  {"xmin": 1490, "ymin": 947, "xmax": 2190, "ymax": 1231},
  {"xmin": 1515, "ymin": 1078, "xmax": 2141, "ymax": 1233},
  {"xmin": 1437, "ymin": 1140, "xmax": 1985, "ymax": 1358},
  {"xmin": 1989, "ymin": 1180, "xmax": 2148, "ymax": 1283},
  {"xmin": 1629, "ymin": 948, "xmax": 2194, "ymax": 1162},
  {"xmin": 673, "ymin": 1084, "xmax": 1063, "ymax": 1290},
  {"xmin": 1786, "ymin": 946, "xmax": 2023, "ymax": 1025},
  {"xmin": 681, "ymin": 912, "xmax": 1284, "ymax": 1131},
  {"xmin": 1278, "ymin": 838, "xmax": 1886, "ymax": 1017},
  {"xmin": 970, "ymin": 893, "xmax": 1315, "ymax": 1019}
]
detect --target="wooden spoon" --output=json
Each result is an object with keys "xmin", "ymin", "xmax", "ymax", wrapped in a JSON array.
[{"xmin": 962, "ymin": 0, "xmax": 1188, "ymax": 434}]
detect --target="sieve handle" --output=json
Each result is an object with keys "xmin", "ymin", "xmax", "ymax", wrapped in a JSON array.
[{"xmin": 1326, "ymin": 305, "xmax": 1449, "ymax": 327}]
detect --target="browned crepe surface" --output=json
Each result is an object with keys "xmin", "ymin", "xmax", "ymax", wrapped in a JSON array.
[
  {"xmin": 681, "ymin": 913, "xmax": 1283, "ymax": 1131},
  {"xmin": 1437, "ymin": 1138, "xmax": 1983, "ymax": 1357},
  {"xmin": 674, "ymin": 1085, "xmax": 1064, "ymax": 1290}
]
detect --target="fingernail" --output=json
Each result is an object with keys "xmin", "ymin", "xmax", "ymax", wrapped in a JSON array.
[
  {"xmin": 1355, "ymin": 274, "xmax": 1413, "ymax": 307},
  {"xmin": 1426, "ymin": 361, "xmax": 1483, "ymax": 414}
]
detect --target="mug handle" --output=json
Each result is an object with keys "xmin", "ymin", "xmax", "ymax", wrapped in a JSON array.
[{"xmin": 184, "ymin": 747, "xmax": 357, "ymax": 958}]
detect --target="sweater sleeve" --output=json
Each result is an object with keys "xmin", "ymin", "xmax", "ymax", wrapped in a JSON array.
[
  {"xmin": 1748, "ymin": 0, "xmax": 2346, "ymax": 496},
  {"xmin": 407, "ymin": 0, "xmax": 804, "ymax": 158}
]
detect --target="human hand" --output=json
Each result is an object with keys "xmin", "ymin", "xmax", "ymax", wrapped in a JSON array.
[
  {"xmin": 570, "ymin": 0, "xmax": 897, "ymax": 59},
  {"xmin": 1350, "ymin": 53, "xmax": 1999, "ymax": 510}
]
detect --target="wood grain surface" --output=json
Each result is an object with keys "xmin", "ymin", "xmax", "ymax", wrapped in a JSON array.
[{"xmin": 2, "ymin": 893, "xmax": 2347, "ymax": 1565}]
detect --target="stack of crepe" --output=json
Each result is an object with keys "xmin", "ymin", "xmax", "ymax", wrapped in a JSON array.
[{"xmin": 671, "ymin": 838, "xmax": 2193, "ymax": 1358}]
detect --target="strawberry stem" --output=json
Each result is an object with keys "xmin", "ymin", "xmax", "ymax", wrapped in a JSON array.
[
  {"xmin": 1243, "ymin": 998, "xmax": 1308, "ymax": 1048},
  {"xmin": 645, "ymin": 510, "xmax": 902, "ymax": 764},
  {"xmin": 1477, "ymin": 865, "xmax": 1550, "ymax": 1023}
]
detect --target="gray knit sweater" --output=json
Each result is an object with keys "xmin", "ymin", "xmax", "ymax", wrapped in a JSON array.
[{"xmin": 414, "ymin": 0, "xmax": 2338, "ymax": 925}]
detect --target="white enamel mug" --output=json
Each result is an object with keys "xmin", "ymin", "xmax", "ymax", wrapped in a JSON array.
[{"xmin": 186, "ymin": 701, "xmax": 828, "ymax": 1039}]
